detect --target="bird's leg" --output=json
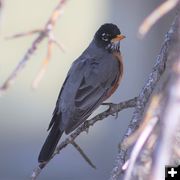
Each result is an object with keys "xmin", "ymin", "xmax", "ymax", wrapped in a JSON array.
[
  {"xmin": 101, "ymin": 102, "xmax": 119, "ymax": 119},
  {"xmin": 83, "ymin": 121, "xmax": 90, "ymax": 133}
]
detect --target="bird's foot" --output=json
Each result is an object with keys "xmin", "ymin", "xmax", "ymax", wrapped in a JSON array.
[
  {"xmin": 83, "ymin": 121, "xmax": 89, "ymax": 133},
  {"xmin": 101, "ymin": 102, "xmax": 119, "ymax": 119}
]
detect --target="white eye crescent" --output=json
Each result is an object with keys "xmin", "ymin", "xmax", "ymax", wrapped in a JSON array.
[
  {"xmin": 102, "ymin": 37, "xmax": 108, "ymax": 41},
  {"xmin": 101, "ymin": 33, "xmax": 110, "ymax": 41}
]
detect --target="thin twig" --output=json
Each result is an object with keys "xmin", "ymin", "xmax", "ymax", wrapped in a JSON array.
[
  {"xmin": 32, "ymin": 40, "xmax": 53, "ymax": 89},
  {"xmin": 5, "ymin": 29, "xmax": 42, "ymax": 39},
  {"xmin": 0, "ymin": 0, "xmax": 4, "ymax": 21},
  {"xmin": 139, "ymin": 0, "xmax": 179, "ymax": 37},
  {"xmin": 31, "ymin": 97, "xmax": 137, "ymax": 179},
  {"xmin": 0, "ymin": 33, "xmax": 45, "ymax": 96},
  {"xmin": 0, "ymin": 0, "xmax": 3, "ymax": 9},
  {"xmin": 52, "ymin": 39, "xmax": 66, "ymax": 53},
  {"xmin": 0, "ymin": 0, "xmax": 69, "ymax": 94},
  {"xmin": 71, "ymin": 140, "xmax": 96, "ymax": 169}
]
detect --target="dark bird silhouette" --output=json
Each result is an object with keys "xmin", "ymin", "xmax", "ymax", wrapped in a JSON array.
[{"xmin": 38, "ymin": 23, "xmax": 125, "ymax": 162}]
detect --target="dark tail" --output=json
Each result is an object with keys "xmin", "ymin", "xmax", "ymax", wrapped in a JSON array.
[{"xmin": 38, "ymin": 120, "xmax": 63, "ymax": 163}]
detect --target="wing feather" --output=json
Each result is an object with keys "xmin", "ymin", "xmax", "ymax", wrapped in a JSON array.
[{"xmin": 51, "ymin": 50, "xmax": 121, "ymax": 134}]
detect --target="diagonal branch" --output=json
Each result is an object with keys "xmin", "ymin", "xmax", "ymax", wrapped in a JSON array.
[
  {"xmin": 0, "ymin": 33, "xmax": 45, "ymax": 95},
  {"xmin": 121, "ymin": 95, "xmax": 161, "ymax": 150},
  {"xmin": 150, "ymin": 12, "xmax": 180, "ymax": 180},
  {"xmin": 139, "ymin": 0, "xmax": 179, "ymax": 37},
  {"xmin": 32, "ymin": 40, "xmax": 53, "ymax": 89},
  {"xmin": 71, "ymin": 140, "xmax": 96, "ymax": 169},
  {"xmin": 109, "ymin": 9, "xmax": 177, "ymax": 180},
  {"xmin": 5, "ymin": 29, "xmax": 42, "ymax": 39},
  {"xmin": 0, "ymin": 0, "xmax": 4, "ymax": 18},
  {"xmin": 122, "ymin": 11, "xmax": 180, "ymax": 180},
  {"xmin": 124, "ymin": 116, "xmax": 159, "ymax": 180},
  {"xmin": 31, "ymin": 97, "xmax": 137, "ymax": 180},
  {"xmin": 0, "ymin": 0, "xmax": 69, "ymax": 95}
]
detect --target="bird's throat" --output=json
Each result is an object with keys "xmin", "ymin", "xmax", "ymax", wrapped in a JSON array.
[{"xmin": 106, "ymin": 41, "xmax": 120, "ymax": 53}]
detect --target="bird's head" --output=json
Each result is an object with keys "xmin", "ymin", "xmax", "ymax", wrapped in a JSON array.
[{"xmin": 94, "ymin": 23, "xmax": 125, "ymax": 52}]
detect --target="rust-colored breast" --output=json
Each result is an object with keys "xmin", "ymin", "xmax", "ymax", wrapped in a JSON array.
[{"xmin": 105, "ymin": 51, "xmax": 123, "ymax": 100}]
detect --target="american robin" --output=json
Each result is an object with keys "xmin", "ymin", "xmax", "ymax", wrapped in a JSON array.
[{"xmin": 38, "ymin": 23, "xmax": 125, "ymax": 163}]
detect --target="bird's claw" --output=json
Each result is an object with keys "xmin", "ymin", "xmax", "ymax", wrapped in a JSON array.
[
  {"xmin": 85, "ymin": 128, "xmax": 89, "ymax": 134},
  {"xmin": 84, "ymin": 121, "xmax": 89, "ymax": 133},
  {"xmin": 113, "ymin": 111, "xmax": 119, "ymax": 119},
  {"xmin": 101, "ymin": 102, "xmax": 119, "ymax": 119}
]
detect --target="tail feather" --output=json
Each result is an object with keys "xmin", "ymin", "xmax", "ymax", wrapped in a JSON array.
[{"xmin": 38, "ymin": 120, "xmax": 63, "ymax": 163}]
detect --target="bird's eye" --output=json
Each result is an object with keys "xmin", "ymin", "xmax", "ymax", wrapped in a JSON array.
[{"xmin": 101, "ymin": 33, "xmax": 110, "ymax": 42}]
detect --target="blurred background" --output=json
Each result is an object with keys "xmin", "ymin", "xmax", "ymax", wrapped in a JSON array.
[{"xmin": 0, "ymin": 0, "xmax": 175, "ymax": 179}]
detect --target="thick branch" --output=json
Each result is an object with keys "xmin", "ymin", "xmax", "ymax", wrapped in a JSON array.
[
  {"xmin": 110, "ymin": 10, "xmax": 177, "ymax": 180},
  {"xmin": 121, "ymin": 11, "xmax": 180, "ymax": 180},
  {"xmin": 124, "ymin": 116, "xmax": 159, "ymax": 180},
  {"xmin": 151, "ymin": 12, "xmax": 180, "ymax": 180}
]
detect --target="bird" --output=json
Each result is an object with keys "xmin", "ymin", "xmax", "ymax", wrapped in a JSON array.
[{"xmin": 38, "ymin": 23, "xmax": 125, "ymax": 163}]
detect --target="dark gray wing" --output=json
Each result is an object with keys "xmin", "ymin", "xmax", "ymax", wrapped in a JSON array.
[{"xmin": 58, "ymin": 52, "xmax": 120, "ymax": 134}]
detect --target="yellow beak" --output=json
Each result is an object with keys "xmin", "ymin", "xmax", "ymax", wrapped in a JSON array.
[{"xmin": 111, "ymin": 34, "xmax": 126, "ymax": 43}]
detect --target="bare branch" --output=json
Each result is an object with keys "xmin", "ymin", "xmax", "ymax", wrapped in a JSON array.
[
  {"xmin": 52, "ymin": 39, "xmax": 66, "ymax": 53},
  {"xmin": 31, "ymin": 167, "xmax": 41, "ymax": 180},
  {"xmin": 0, "ymin": 0, "xmax": 69, "ymax": 94},
  {"xmin": 121, "ymin": 95, "xmax": 161, "ymax": 150},
  {"xmin": 32, "ymin": 40, "xmax": 53, "ymax": 89},
  {"xmin": 5, "ymin": 29, "xmax": 42, "ymax": 39},
  {"xmin": 31, "ymin": 97, "xmax": 137, "ymax": 179},
  {"xmin": 110, "ymin": 9, "xmax": 177, "ymax": 180},
  {"xmin": 71, "ymin": 140, "xmax": 96, "ymax": 169},
  {"xmin": 124, "ymin": 117, "xmax": 159, "ymax": 180},
  {"xmin": 150, "ymin": 13, "xmax": 180, "ymax": 180},
  {"xmin": 139, "ymin": 0, "xmax": 179, "ymax": 37},
  {"xmin": 0, "ymin": 33, "xmax": 45, "ymax": 95},
  {"xmin": 0, "ymin": 0, "xmax": 4, "ymax": 19}
]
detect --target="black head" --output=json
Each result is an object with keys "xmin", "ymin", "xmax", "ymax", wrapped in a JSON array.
[{"xmin": 94, "ymin": 23, "xmax": 125, "ymax": 52}]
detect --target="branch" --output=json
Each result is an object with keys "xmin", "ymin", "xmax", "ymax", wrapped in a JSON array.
[
  {"xmin": 0, "ymin": 1, "xmax": 3, "ymax": 27},
  {"xmin": 124, "ymin": 116, "xmax": 159, "ymax": 180},
  {"xmin": 31, "ymin": 97, "xmax": 137, "ymax": 180},
  {"xmin": 32, "ymin": 40, "xmax": 53, "ymax": 89},
  {"xmin": 0, "ymin": 0, "xmax": 4, "ymax": 11},
  {"xmin": 71, "ymin": 140, "xmax": 96, "ymax": 169},
  {"xmin": 5, "ymin": 29, "xmax": 42, "ymax": 39},
  {"xmin": 150, "ymin": 12, "xmax": 180, "ymax": 180},
  {"xmin": 139, "ymin": 0, "xmax": 179, "ymax": 37},
  {"xmin": 110, "ymin": 9, "xmax": 177, "ymax": 180},
  {"xmin": 122, "ymin": 11, "xmax": 180, "ymax": 180},
  {"xmin": 0, "ymin": 0, "xmax": 69, "ymax": 95},
  {"xmin": 121, "ymin": 95, "xmax": 161, "ymax": 150}
]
